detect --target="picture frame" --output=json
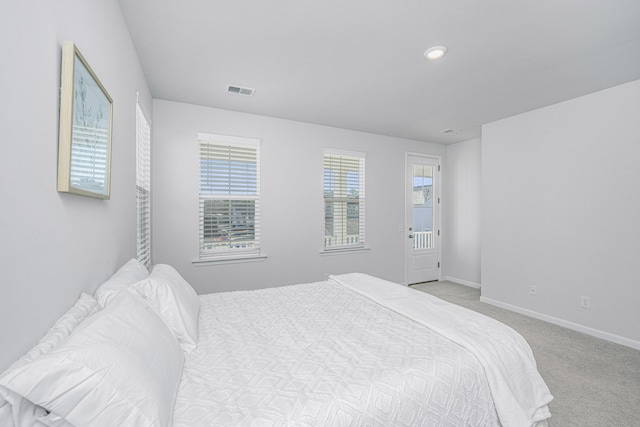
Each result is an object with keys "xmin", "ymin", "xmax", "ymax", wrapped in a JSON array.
[{"xmin": 57, "ymin": 40, "xmax": 113, "ymax": 199}]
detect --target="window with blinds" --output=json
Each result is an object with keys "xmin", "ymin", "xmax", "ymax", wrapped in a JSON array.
[
  {"xmin": 199, "ymin": 134, "xmax": 260, "ymax": 259},
  {"xmin": 136, "ymin": 100, "xmax": 151, "ymax": 268},
  {"xmin": 323, "ymin": 150, "xmax": 365, "ymax": 249}
]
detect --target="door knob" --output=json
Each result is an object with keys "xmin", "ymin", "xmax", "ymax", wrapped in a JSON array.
[{"xmin": 408, "ymin": 234, "xmax": 414, "ymax": 238}]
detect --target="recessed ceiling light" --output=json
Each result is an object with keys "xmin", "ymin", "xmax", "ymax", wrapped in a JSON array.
[{"xmin": 424, "ymin": 45, "xmax": 448, "ymax": 60}]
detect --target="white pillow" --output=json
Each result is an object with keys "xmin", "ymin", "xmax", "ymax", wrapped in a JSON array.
[
  {"xmin": 0, "ymin": 392, "xmax": 49, "ymax": 427},
  {"xmin": 94, "ymin": 258, "xmax": 149, "ymax": 307},
  {"xmin": 130, "ymin": 264, "xmax": 200, "ymax": 352},
  {"xmin": 0, "ymin": 293, "xmax": 99, "ymax": 427},
  {"xmin": 0, "ymin": 291, "xmax": 184, "ymax": 427}
]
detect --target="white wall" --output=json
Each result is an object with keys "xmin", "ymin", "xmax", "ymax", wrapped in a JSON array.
[
  {"xmin": 443, "ymin": 138, "xmax": 482, "ymax": 287},
  {"xmin": 152, "ymin": 100, "xmax": 445, "ymax": 294},
  {"xmin": 0, "ymin": 0, "xmax": 151, "ymax": 370},
  {"xmin": 482, "ymin": 79, "xmax": 640, "ymax": 348}
]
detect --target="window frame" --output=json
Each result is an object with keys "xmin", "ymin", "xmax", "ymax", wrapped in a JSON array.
[
  {"xmin": 322, "ymin": 149, "xmax": 367, "ymax": 253},
  {"xmin": 197, "ymin": 133, "xmax": 263, "ymax": 263}
]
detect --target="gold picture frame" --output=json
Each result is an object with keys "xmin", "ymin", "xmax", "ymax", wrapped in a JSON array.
[{"xmin": 57, "ymin": 41, "xmax": 113, "ymax": 199}]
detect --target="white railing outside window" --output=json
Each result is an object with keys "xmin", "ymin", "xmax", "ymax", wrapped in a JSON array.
[
  {"xmin": 324, "ymin": 235, "xmax": 360, "ymax": 247},
  {"xmin": 413, "ymin": 231, "xmax": 433, "ymax": 250}
]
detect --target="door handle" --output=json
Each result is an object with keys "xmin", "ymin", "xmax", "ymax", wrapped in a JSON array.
[{"xmin": 408, "ymin": 234, "xmax": 414, "ymax": 238}]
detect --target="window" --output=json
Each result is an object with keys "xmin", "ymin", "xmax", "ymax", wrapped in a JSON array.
[
  {"xmin": 136, "ymin": 97, "xmax": 151, "ymax": 268},
  {"xmin": 323, "ymin": 150, "xmax": 365, "ymax": 250},
  {"xmin": 199, "ymin": 134, "xmax": 261, "ymax": 260}
]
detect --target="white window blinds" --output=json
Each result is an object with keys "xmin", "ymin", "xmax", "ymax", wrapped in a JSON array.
[
  {"xmin": 199, "ymin": 134, "xmax": 260, "ymax": 259},
  {"xmin": 136, "ymin": 97, "xmax": 151, "ymax": 268},
  {"xmin": 323, "ymin": 150, "xmax": 365, "ymax": 249}
]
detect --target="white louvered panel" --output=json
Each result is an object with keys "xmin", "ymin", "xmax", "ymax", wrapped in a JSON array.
[{"xmin": 136, "ymin": 99, "xmax": 152, "ymax": 267}]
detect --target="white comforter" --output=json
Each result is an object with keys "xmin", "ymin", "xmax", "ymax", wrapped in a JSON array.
[
  {"xmin": 331, "ymin": 273, "xmax": 553, "ymax": 427},
  {"xmin": 173, "ymin": 274, "xmax": 551, "ymax": 426}
]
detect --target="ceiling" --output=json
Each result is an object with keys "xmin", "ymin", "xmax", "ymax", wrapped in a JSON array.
[{"xmin": 118, "ymin": 0, "xmax": 640, "ymax": 144}]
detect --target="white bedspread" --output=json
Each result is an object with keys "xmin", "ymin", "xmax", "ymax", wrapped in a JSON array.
[
  {"xmin": 330, "ymin": 273, "xmax": 553, "ymax": 427},
  {"xmin": 173, "ymin": 278, "xmax": 501, "ymax": 426}
]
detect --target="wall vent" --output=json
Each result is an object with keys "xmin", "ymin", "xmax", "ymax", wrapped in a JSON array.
[{"xmin": 227, "ymin": 85, "xmax": 255, "ymax": 96}]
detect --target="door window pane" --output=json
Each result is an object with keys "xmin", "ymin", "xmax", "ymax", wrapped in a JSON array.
[{"xmin": 412, "ymin": 164, "xmax": 433, "ymax": 249}]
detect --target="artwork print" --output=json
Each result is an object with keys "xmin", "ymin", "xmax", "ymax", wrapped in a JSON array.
[{"xmin": 57, "ymin": 41, "xmax": 113, "ymax": 199}]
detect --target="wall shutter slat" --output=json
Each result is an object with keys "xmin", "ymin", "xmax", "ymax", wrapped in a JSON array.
[{"xmin": 136, "ymin": 100, "xmax": 151, "ymax": 268}]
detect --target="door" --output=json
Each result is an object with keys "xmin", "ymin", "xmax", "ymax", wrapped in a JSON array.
[{"xmin": 405, "ymin": 155, "xmax": 440, "ymax": 285}]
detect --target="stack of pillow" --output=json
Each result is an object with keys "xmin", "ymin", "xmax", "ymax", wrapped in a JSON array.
[{"xmin": 0, "ymin": 260, "xmax": 200, "ymax": 427}]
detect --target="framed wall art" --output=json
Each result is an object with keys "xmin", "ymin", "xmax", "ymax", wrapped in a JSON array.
[{"xmin": 57, "ymin": 40, "xmax": 113, "ymax": 199}]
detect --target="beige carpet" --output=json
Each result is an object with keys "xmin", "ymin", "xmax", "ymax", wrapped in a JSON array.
[{"xmin": 412, "ymin": 281, "xmax": 640, "ymax": 427}]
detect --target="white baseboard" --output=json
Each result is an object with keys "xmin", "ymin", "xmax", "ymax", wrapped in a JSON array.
[
  {"xmin": 480, "ymin": 296, "xmax": 640, "ymax": 351},
  {"xmin": 443, "ymin": 276, "xmax": 481, "ymax": 289}
]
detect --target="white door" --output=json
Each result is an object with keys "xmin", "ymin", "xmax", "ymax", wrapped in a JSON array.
[{"xmin": 405, "ymin": 155, "xmax": 440, "ymax": 285}]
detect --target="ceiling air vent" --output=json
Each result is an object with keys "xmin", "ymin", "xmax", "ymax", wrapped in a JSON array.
[
  {"xmin": 441, "ymin": 128, "xmax": 461, "ymax": 134},
  {"xmin": 227, "ymin": 85, "xmax": 255, "ymax": 96}
]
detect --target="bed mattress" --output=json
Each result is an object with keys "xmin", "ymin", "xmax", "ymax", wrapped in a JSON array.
[{"xmin": 172, "ymin": 278, "xmax": 502, "ymax": 426}]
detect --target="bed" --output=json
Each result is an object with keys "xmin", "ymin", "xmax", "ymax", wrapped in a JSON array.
[{"xmin": 0, "ymin": 260, "xmax": 553, "ymax": 427}]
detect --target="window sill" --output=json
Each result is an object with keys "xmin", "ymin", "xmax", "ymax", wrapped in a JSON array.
[
  {"xmin": 192, "ymin": 253, "xmax": 267, "ymax": 266},
  {"xmin": 319, "ymin": 246, "xmax": 370, "ymax": 256}
]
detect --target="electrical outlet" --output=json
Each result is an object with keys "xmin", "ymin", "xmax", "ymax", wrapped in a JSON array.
[
  {"xmin": 529, "ymin": 285, "xmax": 537, "ymax": 296},
  {"xmin": 581, "ymin": 296, "xmax": 591, "ymax": 309}
]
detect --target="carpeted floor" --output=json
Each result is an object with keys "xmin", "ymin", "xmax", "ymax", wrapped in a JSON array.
[{"xmin": 411, "ymin": 280, "xmax": 640, "ymax": 427}]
